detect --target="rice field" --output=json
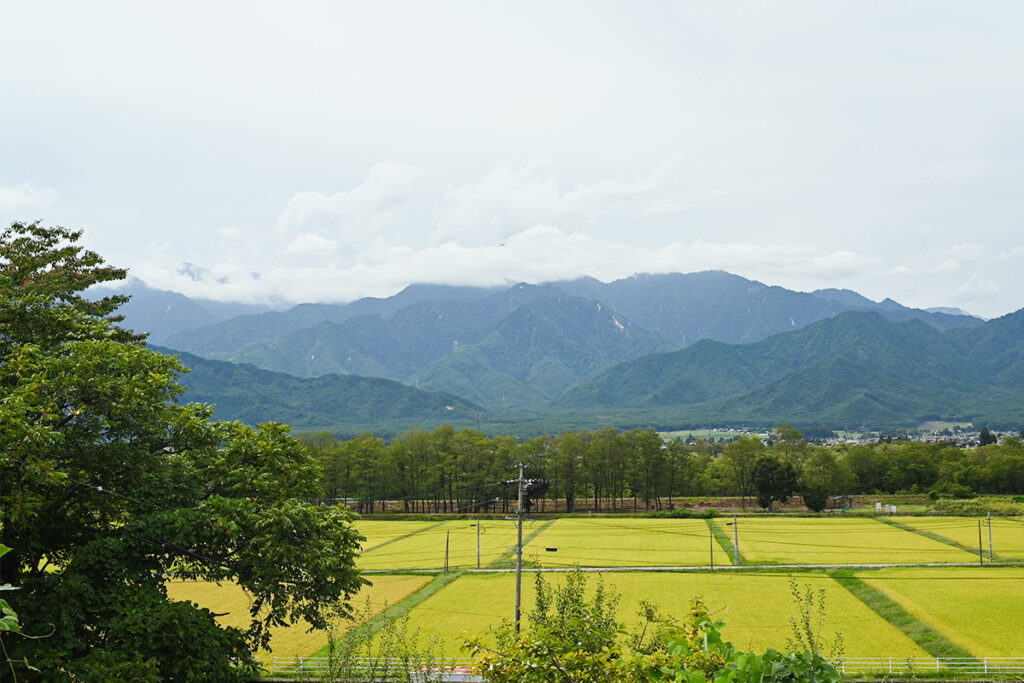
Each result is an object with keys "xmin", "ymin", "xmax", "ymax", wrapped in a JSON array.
[
  {"xmin": 894, "ymin": 516, "xmax": 1024, "ymax": 560},
  {"xmin": 356, "ymin": 520, "xmax": 444, "ymax": 552},
  {"xmin": 357, "ymin": 519, "xmax": 521, "ymax": 570},
  {"xmin": 171, "ymin": 517, "xmax": 1024, "ymax": 660},
  {"xmin": 734, "ymin": 517, "xmax": 978, "ymax": 565},
  {"xmin": 398, "ymin": 571, "xmax": 928, "ymax": 657},
  {"xmin": 853, "ymin": 567, "xmax": 1024, "ymax": 657},
  {"xmin": 166, "ymin": 574, "xmax": 431, "ymax": 658},
  {"xmin": 523, "ymin": 517, "xmax": 732, "ymax": 567}
]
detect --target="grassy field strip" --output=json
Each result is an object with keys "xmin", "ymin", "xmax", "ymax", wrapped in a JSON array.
[
  {"xmin": 166, "ymin": 575, "xmax": 431, "ymax": 659},
  {"xmin": 852, "ymin": 567, "xmax": 1024, "ymax": 657},
  {"xmin": 708, "ymin": 518, "xmax": 745, "ymax": 565},
  {"xmin": 734, "ymin": 517, "xmax": 978, "ymax": 565},
  {"xmin": 492, "ymin": 519, "xmax": 557, "ymax": 568},
  {"xmin": 892, "ymin": 516, "xmax": 1024, "ymax": 561},
  {"xmin": 359, "ymin": 520, "xmax": 520, "ymax": 570},
  {"xmin": 522, "ymin": 518, "xmax": 731, "ymax": 568},
  {"xmin": 829, "ymin": 570, "xmax": 971, "ymax": 659},
  {"xmin": 357, "ymin": 520, "xmax": 448, "ymax": 554},
  {"xmin": 395, "ymin": 571, "xmax": 927, "ymax": 657}
]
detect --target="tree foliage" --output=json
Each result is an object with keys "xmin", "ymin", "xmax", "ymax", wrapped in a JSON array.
[
  {"xmin": 0, "ymin": 222, "xmax": 365, "ymax": 680},
  {"xmin": 751, "ymin": 456, "xmax": 798, "ymax": 512},
  {"xmin": 303, "ymin": 423, "xmax": 1024, "ymax": 515}
]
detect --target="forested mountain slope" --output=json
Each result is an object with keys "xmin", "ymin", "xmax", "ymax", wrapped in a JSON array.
[
  {"xmin": 557, "ymin": 310, "xmax": 1024, "ymax": 428},
  {"xmin": 152, "ymin": 346, "xmax": 481, "ymax": 432},
  {"xmin": 156, "ymin": 271, "xmax": 981, "ymax": 361}
]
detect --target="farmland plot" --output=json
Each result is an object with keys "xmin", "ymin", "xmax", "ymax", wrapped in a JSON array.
[
  {"xmin": 854, "ymin": 567, "xmax": 1024, "ymax": 657},
  {"xmin": 523, "ymin": 518, "xmax": 731, "ymax": 567},
  {"xmin": 735, "ymin": 518, "xmax": 977, "ymax": 565},
  {"xmin": 895, "ymin": 516, "xmax": 1024, "ymax": 560},
  {"xmin": 166, "ymin": 574, "xmax": 431, "ymax": 658},
  {"xmin": 358, "ymin": 519, "xmax": 520, "ymax": 570},
  {"xmin": 356, "ymin": 520, "xmax": 442, "ymax": 553},
  {"xmin": 399, "ymin": 571, "xmax": 927, "ymax": 657}
]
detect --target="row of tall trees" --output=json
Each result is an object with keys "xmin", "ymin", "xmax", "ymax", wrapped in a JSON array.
[{"xmin": 302, "ymin": 424, "xmax": 1024, "ymax": 513}]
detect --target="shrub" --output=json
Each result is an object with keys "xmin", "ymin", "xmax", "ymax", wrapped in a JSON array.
[{"xmin": 465, "ymin": 569, "xmax": 843, "ymax": 683}]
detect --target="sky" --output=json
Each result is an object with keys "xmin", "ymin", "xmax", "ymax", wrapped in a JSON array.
[{"xmin": 2, "ymin": 1, "xmax": 1023, "ymax": 318}]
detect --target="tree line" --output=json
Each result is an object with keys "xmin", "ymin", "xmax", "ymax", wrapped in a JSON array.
[{"xmin": 302, "ymin": 424, "xmax": 1024, "ymax": 514}]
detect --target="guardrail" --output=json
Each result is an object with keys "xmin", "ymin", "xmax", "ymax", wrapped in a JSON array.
[
  {"xmin": 259, "ymin": 656, "xmax": 480, "ymax": 680},
  {"xmin": 259, "ymin": 655, "xmax": 1024, "ymax": 678},
  {"xmin": 837, "ymin": 657, "xmax": 1024, "ymax": 674}
]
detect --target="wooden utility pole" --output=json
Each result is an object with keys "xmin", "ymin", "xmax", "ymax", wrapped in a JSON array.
[
  {"xmin": 988, "ymin": 512, "xmax": 993, "ymax": 562},
  {"xmin": 733, "ymin": 516, "xmax": 739, "ymax": 566},
  {"xmin": 514, "ymin": 463, "xmax": 525, "ymax": 632},
  {"xmin": 709, "ymin": 524, "xmax": 714, "ymax": 571}
]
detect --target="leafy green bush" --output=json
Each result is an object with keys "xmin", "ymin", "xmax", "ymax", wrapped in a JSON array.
[{"xmin": 465, "ymin": 570, "xmax": 842, "ymax": 683}]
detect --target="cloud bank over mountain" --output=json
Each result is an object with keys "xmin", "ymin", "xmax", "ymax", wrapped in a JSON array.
[{"xmin": 3, "ymin": 3, "xmax": 1023, "ymax": 317}]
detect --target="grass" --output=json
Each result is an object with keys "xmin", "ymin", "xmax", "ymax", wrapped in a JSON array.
[
  {"xmin": 165, "ymin": 574, "xmax": 431, "ymax": 659},
  {"xmin": 851, "ymin": 567, "xmax": 1024, "ymax": 657},
  {"xmin": 830, "ymin": 570, "xmax": 971, "ymax": 659},
  {"xmin": 521, "ymin": 517, "xmax": 732, "ymax": 568},
  {"xmin": 395, "ymin": 570, "xmax": 928, "ymax": 657},
  {"xmin": 734, "ymin": 517, "xmax": 978, "ymax": 565}
]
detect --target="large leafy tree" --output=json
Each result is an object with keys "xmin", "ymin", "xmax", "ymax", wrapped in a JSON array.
[
  {"xmin": 0, "ymin": 222, "xmax": 365, "ymax": 680},
  {"xmin": 751, "ymin": 454, "xmax": 799, "ymax": 512}
]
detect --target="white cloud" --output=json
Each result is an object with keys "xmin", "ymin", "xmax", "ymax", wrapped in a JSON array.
[
  {"xmin": 115, "ymin": 158, "xmax": 1018, "ymax": 318},
  {"xmin": 954, "ymin": 275, "xmax": 1002, "ymax": 303},
  {"xmin": 272, "ymin": 162, "xmax": 438, "ymax": 260},
  {"xmin": 0, "ymin": 183, "xmax": 56, "ymax": 212},
  {"xmin": 128, "ymin": 215, "xmax": 889, "ymax": 309},
  {"xmin": 283, "ymin": 232, "xmax": 338, "ymax": 258}
]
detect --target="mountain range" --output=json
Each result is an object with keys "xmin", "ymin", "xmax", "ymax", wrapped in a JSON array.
[{"xmin": 102, "ymin": 270, "xmax": 1024, "ymax": 434}]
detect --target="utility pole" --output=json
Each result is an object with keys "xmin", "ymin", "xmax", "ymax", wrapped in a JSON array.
[
  {"xmin": 444, "ymin": 529, "xmax": 450, "ymax": 574},
  {"xmin": 733, "ymin": 516, "xmax": 739, "ymax": 566},
  {"xmin": 477, "ymin": 519, "xmax": 481, "ymax": 570},
  {"xmin": 514, "ymin": 463, "xmax": 525, "ymax": 632},
  {"xmin": 988, "ymin": 512, "xmax": 993, "ymax": 562},
  {"xmin": 709, "ymin": 524, "xmax": 714, "ymax": 571}
]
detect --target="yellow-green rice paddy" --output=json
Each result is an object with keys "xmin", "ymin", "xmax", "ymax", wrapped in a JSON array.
[
  {"xmin": 399, "ymin": 571, "xmax": 927, "ymax": 657},
  {"xmin": 853, "ymin": 567, "xmax": 1024, "ymax": 657},
  {"xmin": 357, "ymin": 519, "xmax": 521, "ymax": 570},
  {"xmin": 735, "ymin": 517, "xmax": 978, "ymax": 565},
  {"xmin": 180, "ymin": 517, "xmax": 1024, "ymax": 660},
  {"xmin": 166, "ymin": 574, "xmax": 431, "ymax": 659},
  {"xmin": 894, "ymin": 516, "xmax": 1024, "ymax": 560},
  {"xmin": 523, "ymin": 517, "xmax": 731, "ymax": 567}
]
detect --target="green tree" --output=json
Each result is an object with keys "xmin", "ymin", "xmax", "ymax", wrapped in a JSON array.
[
  {"xmin": 751, "ymin": 455, "xmax": 798, "ymax": 511},
  {"xmin": 0, "ymin": 222, "xmax": 366, "ymax": 680},
  {"xmin": 722, "ymin": 435, "xmax": 764, "ymax": 509}
]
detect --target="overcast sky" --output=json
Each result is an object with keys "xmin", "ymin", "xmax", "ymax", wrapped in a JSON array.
[{"xmin": 3, "ymin": 2, "xmax": 1023, "ymax": 318}]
